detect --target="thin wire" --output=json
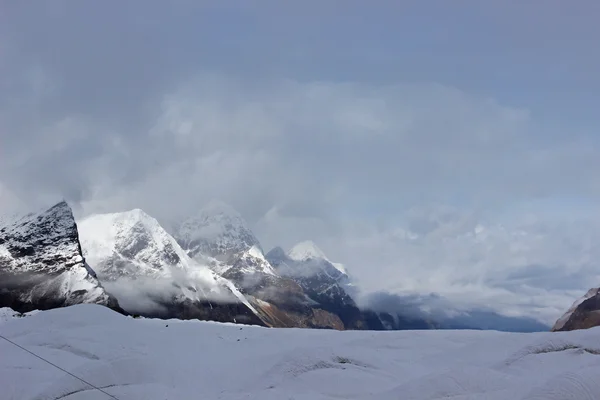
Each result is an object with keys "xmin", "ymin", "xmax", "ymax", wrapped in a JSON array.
[{"xmin": 0, "ymin": 334, "xmax": 120, "ymax": 400}]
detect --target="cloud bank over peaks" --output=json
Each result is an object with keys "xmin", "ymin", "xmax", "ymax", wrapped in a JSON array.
[{"xmin": 1, "ymin": 72, "xmax": 598, "ymax": 325}]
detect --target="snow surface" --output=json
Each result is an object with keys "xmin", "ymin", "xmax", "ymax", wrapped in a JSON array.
[
  {"xmin": 1, "ymin": 305, "xmax": 600, "ymax": 400},
  {"xmin": 0, "ymin": 308, "xmax": 38, "ymax": 324},
  {"xmin": 78, "ymin": 209, "xmax": 199, "ymax": 278}
]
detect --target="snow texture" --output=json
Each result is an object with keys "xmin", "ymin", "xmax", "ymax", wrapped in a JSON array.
[{"xmin": 2, "ymin": 304, "xmax": 600, "ymax": 400}]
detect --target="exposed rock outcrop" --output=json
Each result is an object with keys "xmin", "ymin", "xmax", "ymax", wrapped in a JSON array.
[
  {"xmin": 552, "ymin": 288, "xmax": 600, "ymax": 332},
  {"xmin": 0, "ymin": 201, "xmax": 120, "ymax": 313}
]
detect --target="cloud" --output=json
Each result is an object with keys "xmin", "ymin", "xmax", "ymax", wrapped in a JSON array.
[
  {"xmin": 357, "ymin": 291, "xmax": 550, "ymax": 332},
  {"xmin": 2, "ymin": 74, "xmax": 599, "ymax": 325},
  {"xmin": 68, "ymin": 76, "xmax": 595, "ymax": 220},
  {"xmin": 1, "ymin": 2, "xmax": 600, "ymax": 327}
]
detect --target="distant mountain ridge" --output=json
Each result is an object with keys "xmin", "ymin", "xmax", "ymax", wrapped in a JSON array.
[
  {"xmin": 266, "ymin": 241, "xmax": 372, "ymax": 329},
  {"xmin": 0, "ymin": 200, "xmax": 562, "ymax": 332},
  {"xmin": 173, "ymin": 203, "xmax": 350, "ymax": 329}
]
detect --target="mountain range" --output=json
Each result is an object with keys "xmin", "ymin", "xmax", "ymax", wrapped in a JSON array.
[{"xmin": 1, "ymin": 200, "xmax": 595, "ymax": 332}]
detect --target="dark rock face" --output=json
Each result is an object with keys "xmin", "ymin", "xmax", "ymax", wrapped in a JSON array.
[
  {"xmin": 266, "ymin": 247, "xmax": 374, "ymax": 330},
  {"xmin": 0, "ymin": 202, "xmax": 121, "ymax": 314},
  {"xmin": 552, "ymin": 288, "xmax": 600, "ymax": 332},
  {"xmin": 135, "ymin": 296, "xmax": 266, "ymax": 326},
  {"xmin": 221, "ymin": 267, "xmax": 345, "ymax": 329},
  {"xmin": 290, "ymin": 272, "xmax": 365, "ymax": 329},
  {"xmin": 266, "ymin": 245, "xmax": 442, "ymax": 331},
  {"xmin": 376, "ymin": 312, "xmax": 439, "ymax": 330}
]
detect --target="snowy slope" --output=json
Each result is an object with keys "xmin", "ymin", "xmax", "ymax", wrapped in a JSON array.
[
  {"xmin": 79, "ymin": 209, "xmax": 213, "ymax": 280},
  {"xmin": 78, "ymin": 209, "xmax": 260, "ymax": 323},
  {"xmin": 0, "ymin": 201, "xmax": 117, "ymax": 312},
  {"xmin": 2, "ymin": 304, "xmax": 600, "ymax": 400}
]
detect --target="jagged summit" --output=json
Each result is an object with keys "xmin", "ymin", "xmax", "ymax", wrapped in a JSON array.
[
  {"xmin": 175, "ymin": 200, "xmax": 261, "ymax": 261},
  {"xmin": 78, "ymin": 208, "xmax": 196, "ymax": 279},
  {"xmin": 173, "ymin": 201, "xmax": 275, "ymax": 277},
  {"xmin": 1, "ymin": 200, "xmax": 84, "ymax": 275},
  {"xmin": 0, "ymin": 201, "xmax": 118, "ymax": 312},
  {"xmin": 78, "ymin": 208, "xmax": 262, "ymax": 324},
  {"xmin": 267, "ymin": 241, "xmax": 366, "ymax": 329},
  {"xmin": 288, "ymin": 240, "xmax": 328, "ymax": 262},
  {"xmin": 284, "ymin": 241, "xmax": 348, "ymax": 276},
  {"xmin": 172, "ymin": 206, "xmax": 349, "ymax": 328}
]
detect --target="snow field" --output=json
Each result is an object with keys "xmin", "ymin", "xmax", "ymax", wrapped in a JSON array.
[{"xmin": 1, "ymin": 305, "xmax": 600, "ymax": 400}]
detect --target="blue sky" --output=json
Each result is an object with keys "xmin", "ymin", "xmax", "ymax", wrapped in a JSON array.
[{"xmin": 1, "ymin": 1, "xmax": 599, "ymax": 324}]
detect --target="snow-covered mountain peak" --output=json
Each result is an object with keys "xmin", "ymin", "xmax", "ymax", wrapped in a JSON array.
[
  {"xmin": 78, "ymin": 209, "xmax": 259, "ymax": 316},
  {"xmin": 288, "ymin": 240, "xmax": 328, "ymax": 262},
  {"xmin": 174, "ymin": 200, "xmax": 261, "ymax": 262},
  {"xmin": 0, "ymin": 201, "xmax": 116, "ymax": 311},
  {"xmin": 285, "ymin": 241, "xmax": 348, "ymax": 275},
  {"xmin": 97, "ymin": 208, "xmax": 163, "ymax": 233},
  {"xmin": 1, "ymin": 201, "xmax": 88, "ymax": 274},
  {"xmin": 1, "ymin": 201, "xmax": 73, "ymax": 242},
  {"xmin": 78, "ymin": 209, "xmax": 196, "ymax": 279}
]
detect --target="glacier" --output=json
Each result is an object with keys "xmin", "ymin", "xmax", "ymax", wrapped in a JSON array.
[{"xmin": 1, "ymin": 304, "xmax": 600, "ymax": 400}]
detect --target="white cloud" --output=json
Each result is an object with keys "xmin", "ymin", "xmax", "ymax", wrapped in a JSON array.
[
  {"xmin": 2, "ymin": 0, "xmax": 600, "ymax": 331},
  {"xmin": 3, "ymin": 73, "xmax": 599, "ymax": 325}
]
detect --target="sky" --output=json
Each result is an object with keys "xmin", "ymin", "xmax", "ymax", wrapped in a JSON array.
[{"xmin": 1, "ymin": 1, "xmax": 599, "ymax": 325}]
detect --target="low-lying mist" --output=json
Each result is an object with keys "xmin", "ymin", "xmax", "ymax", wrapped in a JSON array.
[
  {"xmin": 99, "ymin": 265, "xmax": 241, "ymax": 316},
  {"xmin": 359, "ymin": 291, "xmax": 550, "ymax": 332}
]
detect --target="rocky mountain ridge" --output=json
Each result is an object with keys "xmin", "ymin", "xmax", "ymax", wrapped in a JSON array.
[
  {"xmin": 3, "ymin": 200, "xmax": 576, "ymax": 333},
  {"xmin": 173, "ymin": 204, "xmax": 351, "ymax": 329},
  {"xmin": 0, "ymin": 201, "xmax": 120, "ymax": 313},
  {"xmin": 552, "ymin": 287, "xmax": 600, "ymax": 332}
]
